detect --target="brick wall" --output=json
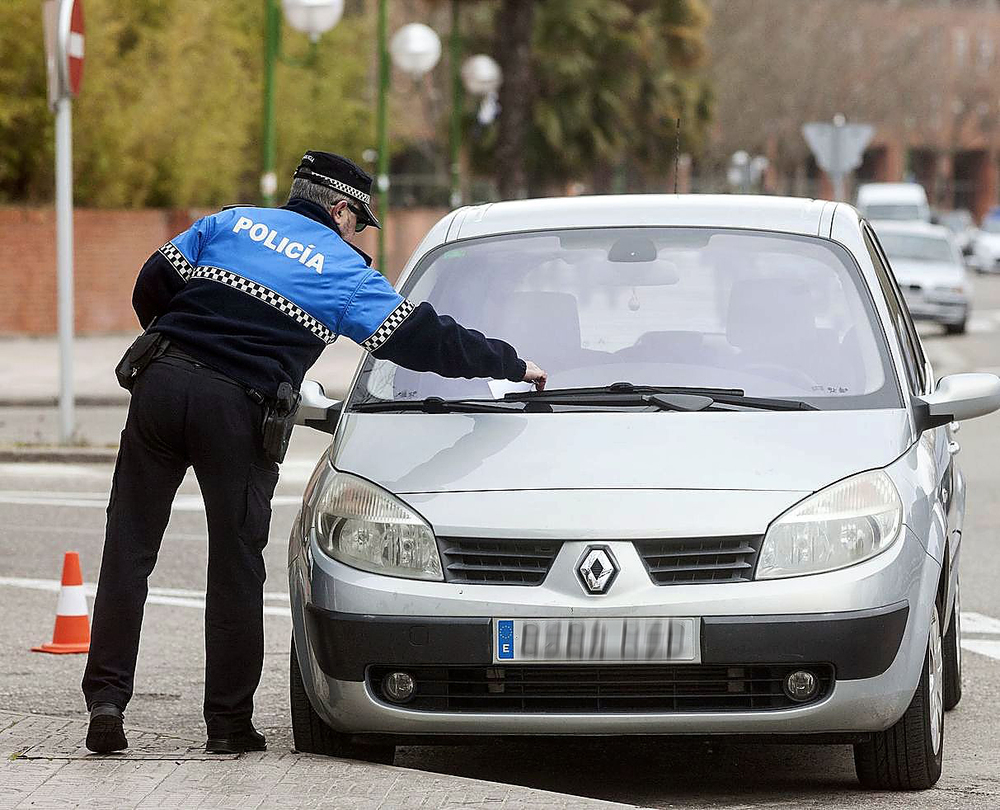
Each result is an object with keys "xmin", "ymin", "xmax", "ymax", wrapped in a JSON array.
[{"xmin": 0, "ymin": 206, "xmax": 448, "ymax": 335}]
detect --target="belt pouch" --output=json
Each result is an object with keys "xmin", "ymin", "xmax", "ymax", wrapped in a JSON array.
[{"xmin": 115, "ymin": 332, "xmax": 170, "ymax": 391}]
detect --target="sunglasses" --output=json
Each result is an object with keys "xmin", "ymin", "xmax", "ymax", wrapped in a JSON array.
[{"xmin": 344, "ymin": 202, "xmax": 368, "ymax": 232}]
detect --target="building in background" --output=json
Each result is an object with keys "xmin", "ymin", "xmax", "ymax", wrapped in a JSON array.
[{"xmin": 705, "ymin": 0, "xmax": 1000, "ymax": 220}]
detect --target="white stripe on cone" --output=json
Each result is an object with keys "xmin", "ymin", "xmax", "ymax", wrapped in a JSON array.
[{"xmin": 55, "ymin": 584, "xmax": 88, "ymax": 617}]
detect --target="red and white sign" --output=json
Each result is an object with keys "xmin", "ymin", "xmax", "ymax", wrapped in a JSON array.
[
  {"xmin": 43, "ymin": 0, "xmax": 84, "ymax": 105},
  {"xmin": 65, "ymin": 0, "xmax": 85, "ymax": 97}
]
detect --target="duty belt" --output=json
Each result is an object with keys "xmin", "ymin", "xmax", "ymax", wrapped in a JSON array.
[{"xmin": 159, "ymin": 346, "xmax": 267, "ymax": 405}]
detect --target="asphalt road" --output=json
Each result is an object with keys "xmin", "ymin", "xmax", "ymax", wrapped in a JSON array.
[{"xmin": 3, "ymin": 277, "xmax": 1000, "ymax": 808}]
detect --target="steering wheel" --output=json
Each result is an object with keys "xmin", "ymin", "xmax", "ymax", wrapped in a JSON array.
[{"xmin": 743, "ymin": 362, "xmax": 818, "ymax": 391}]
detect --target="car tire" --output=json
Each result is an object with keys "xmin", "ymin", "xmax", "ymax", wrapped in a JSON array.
[
  {"xmin": 289, "ymin": 639, "xmax": 395, "ymax": 764},
  {"xmin": 944, "ymin": 320, "xmax": 967, "ymax": 335},
  {"xmin": 854, "ymin": 603, "xmax": 944, "ymax": 790},
  {"xmin": 942, "ymin": 579, "xmax": 962, "ymax": 711}
]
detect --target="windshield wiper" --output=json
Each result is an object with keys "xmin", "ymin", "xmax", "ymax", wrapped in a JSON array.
[
  {"xmin": 351, "ymin": 396, "xmax": 524, "ymax": 414},
  {"xmin": 502, "ymin": 383, "xmax": 819, "ymax": 411}
]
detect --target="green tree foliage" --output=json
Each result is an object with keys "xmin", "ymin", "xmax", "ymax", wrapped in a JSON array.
[
  {"xmin": 0, "ymin": 0, "xmax": 373, "ymax": 207},
  {"xmin": 468, "ymin": 0, "xmax": 713, "ymax": 194}
]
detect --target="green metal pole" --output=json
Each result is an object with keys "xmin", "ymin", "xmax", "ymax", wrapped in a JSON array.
[
  {"xmin": 376, "ymin": 0, "xmax": 389, "ymax": 272},
  {"xmin": 449, "ymin": 0, "xmax": 462, "ymax": 209},
  {"xmin": 261, "ymin": 0, "xmax": 280, "ymax": 206}
]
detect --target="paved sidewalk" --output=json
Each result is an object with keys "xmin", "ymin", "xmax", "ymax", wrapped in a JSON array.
[
  {"xmin": 0, "ymin": 335, "xmax": 364, "ymax": 459},
  {"xmin": 1, "ymin": 710, "xmax": 638, "ymax": 810},
  {"xmin": 0, "ymin": 334, "xmax": 365, "ymax": 406}
]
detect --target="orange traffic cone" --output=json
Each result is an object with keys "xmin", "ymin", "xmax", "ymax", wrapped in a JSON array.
[{"xmin": 32, "ymin": 552, "xmax": 91, "ymax": 654}]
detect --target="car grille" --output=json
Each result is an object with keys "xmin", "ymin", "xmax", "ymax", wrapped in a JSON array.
[
  {"xmin": 368, "ymin": 664, "xmax": 833, "ymax": 713},
  {"xmin": 437, "ymin": 537, "xmax": 562, "ymax": 585},
  {"xmin": 633, "ymin": 535, "xmax": 763, "ymax": 584}
]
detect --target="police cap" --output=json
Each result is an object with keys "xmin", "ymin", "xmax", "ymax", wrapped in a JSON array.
[{"xmin": 293, "ymin": 151, "xmax": 380, "ymax": 229}]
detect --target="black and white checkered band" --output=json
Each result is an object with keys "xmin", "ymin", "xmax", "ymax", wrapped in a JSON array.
[
  {"xmin": 158, "ymin": 241, "xmax": 194, "ymax": 281},
  {"xmin": 190, "ymin": 266, "xmax": 336, "ymax": 344},
  {"xmin": 294, "ymin": 169, "xmax": 371, "ymax": 204},
  {"xmin": 361, "ymin": 300, "xmax": 415, "ymax": 353}
]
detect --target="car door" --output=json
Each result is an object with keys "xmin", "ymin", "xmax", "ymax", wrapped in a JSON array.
[{"xmin": 864, "ymin": 224, "xmax": 957, "ymax": 568}]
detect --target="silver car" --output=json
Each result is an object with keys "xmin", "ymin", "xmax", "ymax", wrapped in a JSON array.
[
  {"xmin": 288, "ymin": 195, "xmax": 1000, "ymax": 790},
  {"xmin": 872, "ymin": 221, "xmax": 970, "ymax": 334}
]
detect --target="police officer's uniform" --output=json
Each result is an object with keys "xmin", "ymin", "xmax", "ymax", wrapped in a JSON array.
[{"xmin": 82, "ymin": 152, "xmax": 528, "ymax": 751}]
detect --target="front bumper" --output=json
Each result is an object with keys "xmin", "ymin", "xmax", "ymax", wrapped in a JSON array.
[
  {"xmin": 289, "ymin": 527, "xmax": 939, "ymax": 737},
  {"xmin": 305, "ymin": 602, "xmax": 908, "ymax": 683},
  {"xmin": 902, "ymin": 293, "xmax": 968, "ymax": 325}
]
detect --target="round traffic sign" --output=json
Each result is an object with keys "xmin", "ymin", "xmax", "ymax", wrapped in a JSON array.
[{"xmin": 66, "ymin": 0, "xmax": 84, "ymax": 96}]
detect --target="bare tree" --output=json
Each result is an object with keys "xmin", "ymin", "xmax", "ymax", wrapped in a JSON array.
[{"xmin": 496, "ymin": 0, "xmax": 536, "ymax": 199}]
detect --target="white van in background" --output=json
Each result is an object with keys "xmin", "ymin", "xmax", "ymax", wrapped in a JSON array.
[{"xmin": 856, "ymin": 182, "xmax": 931, "ymax": 223}]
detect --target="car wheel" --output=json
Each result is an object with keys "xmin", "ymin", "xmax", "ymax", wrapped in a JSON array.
[
  {"xmin": 942, "ymin": 579, "xmax": 962, "ymax": 711},
  {"xmin": 944, "ymin": 320, "xmax": 967, "ymax": 335},
  {"xmin": 289, "ymin": 639, "xmax": 395, "ymax": 764},
  {"xmin": 854, "ymin": 603, "xmax": 944, "ymax": 790}
]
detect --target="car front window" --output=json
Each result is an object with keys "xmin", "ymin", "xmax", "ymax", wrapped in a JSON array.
[
  {"xmin": 864, "ymin": 204, "xmax": 924, "ymax": 220},
  {"xmin": 349, "ymin": 228, "xmax": 899, "ymax": 410},
  {"xmin": 878, "ymin": 234, "xmax": 956, "ymax": 263}
]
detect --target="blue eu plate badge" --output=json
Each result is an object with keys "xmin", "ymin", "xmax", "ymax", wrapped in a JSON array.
[{"xmin": 496, "ymin": 620, "xmax": 514, "ymax": 660}]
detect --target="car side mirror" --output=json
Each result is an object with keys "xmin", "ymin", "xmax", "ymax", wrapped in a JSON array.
[
  {"xmin": 295, "ymin": 379, "xmax": 342, "ymax": 434},
  {"xmin": 913, "ymin": 373, "xmax": 1000, "ymax": 432}
]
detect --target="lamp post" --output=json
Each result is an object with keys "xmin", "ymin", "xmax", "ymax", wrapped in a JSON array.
[
  {"xmin": 375, "ymin": 21, "xmax": 442, "ymax": 271},
  {"xmin": 261, "ymin": 0, "xmax": 344, "ymax": 205}
]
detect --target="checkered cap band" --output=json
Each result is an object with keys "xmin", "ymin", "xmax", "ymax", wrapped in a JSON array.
[
  {"xmin": 191, "ymin": 265, "xmax": 336, "ymax": 344},
  {"xmin": 158, "ymin": 242, "xmax": 194, "ymax": 281},
  {"xmin": 361, "ymin": 300, "xmax": 415, "ymax": 352},
  {"xmin": 295, "ymin": 169, "xmax": 371, "ymax": 204}
]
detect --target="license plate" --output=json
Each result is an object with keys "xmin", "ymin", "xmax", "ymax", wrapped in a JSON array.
[{"xmin": 493, "ymin": 617, "xmax": 699, "ymax": 664}]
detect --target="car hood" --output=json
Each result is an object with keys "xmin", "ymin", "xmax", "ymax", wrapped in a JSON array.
[
  {"xmin": 976, "ymin": 232, "xmax": 1000, "ymax": 252},
  {"xmin": 331, "ymin": 409, "xmax": 911, "ymax": 494},
  {"xmin": 890, "ymin": 258, "xmax": 965, "ymax": 287}
]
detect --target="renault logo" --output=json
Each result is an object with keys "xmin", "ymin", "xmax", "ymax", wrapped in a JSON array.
[{"xmin": 577, "ymin": 546, "xmax": 619, "ymax": 595}]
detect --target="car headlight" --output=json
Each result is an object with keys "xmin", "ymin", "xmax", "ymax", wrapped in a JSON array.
[
  {"xmin": 757, "ymin": 470, "xmax": 902, "ymax": 579},
  {"xmin": 310, "ymin": 469, "xmax": 442, "ymax": 580}
]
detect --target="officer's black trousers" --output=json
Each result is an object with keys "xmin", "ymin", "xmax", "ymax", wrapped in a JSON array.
[{"xmin": 81, "ymin": 356, "xmax": 279, "ymax": 736}]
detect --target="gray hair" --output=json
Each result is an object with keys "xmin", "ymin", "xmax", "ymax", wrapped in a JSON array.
[{"xmin": 287, "ymin": 177, "xmax": 352, "ymax": 209}]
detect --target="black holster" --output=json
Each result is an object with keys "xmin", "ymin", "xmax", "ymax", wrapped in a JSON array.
[
  {"xmin": 115, "ymin": 331, "xmax": 170, "ymax": 391},
  {"xmin": 261, "ymin": 382, "xmax": 300, "ymax": 464}
]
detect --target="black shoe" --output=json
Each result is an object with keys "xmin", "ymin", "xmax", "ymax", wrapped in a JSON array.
[
  {"xmin": 205, "ymin": 727, "xmax": 266, "ymax": 754},
  {"xmin": 86, "ymin": 703, "xmax": 127, "ymax": 754}
]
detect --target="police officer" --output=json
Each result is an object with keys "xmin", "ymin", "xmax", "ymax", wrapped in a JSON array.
[{"xmin": 82, "ymin": 151, "xmax": 547, "ymax": 754}]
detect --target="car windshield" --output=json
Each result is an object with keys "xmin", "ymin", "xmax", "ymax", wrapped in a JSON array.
[
  {"xmin": 864, "ymin": 204, "xmax": 924, "ymax": 220},
  {"xmin": 877, "ymin": 233, "xmax": 956, "ymax": 263},
  {"xmin": 349, "ymin": 228, "xmax": 899, "ymax": 410}
]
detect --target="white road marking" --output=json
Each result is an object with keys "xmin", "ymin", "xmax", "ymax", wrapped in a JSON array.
[
  {"xmin": 962, "ymin": 640, "xmax": 1000, "ymax": 661},
  {"xmin": 961, "ymin": 610, "xmax": 1000, "ymax": 662},
  {"xmin": 0, "ymin": 491, "xmax": 301, "ymax": 510},
  {"xmin": 962, "ymin": 611, "xmax": 1000, "ymax": 635},
  {"xmin": 0, "ymin": 576, "xmax": 291, "ymax": 617},
  {"xmin": 924, "ymin": 341, "xmax": 966, "ymax": 374}
]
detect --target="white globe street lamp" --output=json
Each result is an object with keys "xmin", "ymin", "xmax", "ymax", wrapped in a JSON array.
[
  {"xmin": 281, "ymin": 0, "xmax": 345, "ymax": 42},
  {"xmin": 390, "ymin": 23, "xmax": 442, "ymax": 78},
  {"xmin": 461, "ymin": 54, "xmax": 503, "ymax": 126},
  {"xmin": 461, "ymin": 54, "xmax": 502, "ymax": 95}
]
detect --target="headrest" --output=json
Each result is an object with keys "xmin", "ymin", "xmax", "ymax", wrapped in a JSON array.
[
  {"xmin": 726, "ymin": 278, "xmax": 816, "ymax": 351},
  {"xmin": 491, "ymin": 291, "xmax": 583, "ymax": 362}
]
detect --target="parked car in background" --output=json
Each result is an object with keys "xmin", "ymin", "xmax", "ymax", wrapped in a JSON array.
[
  {"xmin": 971, "ymin": 217, "xmax": 1000, "ymax": 274},
  {"xmin": 288, "ymin": 195, "xmax": 1000, "ymax": 791},
  {"xmin": 935, "ymin": 209, "xmax": 978, "ymax": 258},
  {"xmin": 874, "ymin": 222, "xmax": 970, "ymax": 334},
  {"xmin": 857, "ymin": 182, "xmax": 931, "ymax": 223}
]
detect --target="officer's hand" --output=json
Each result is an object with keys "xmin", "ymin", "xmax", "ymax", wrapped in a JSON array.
[{"xmin": 522, "ymin": 360, "xmax": 548, "ymax": 391}]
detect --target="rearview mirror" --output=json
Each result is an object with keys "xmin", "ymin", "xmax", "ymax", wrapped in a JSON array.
[
  {"xmin": 914, "ymin": 373, "xmax": 1000, "ymax": 432},
  {"xmin": 295, "ymin": 379, "xmax": 342, "ymax": 434}
]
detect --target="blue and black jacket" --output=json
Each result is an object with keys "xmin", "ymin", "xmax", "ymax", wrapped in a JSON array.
[{"xmin": 134, "ymin": 198, "xmax": 526, "ymax": 396}]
